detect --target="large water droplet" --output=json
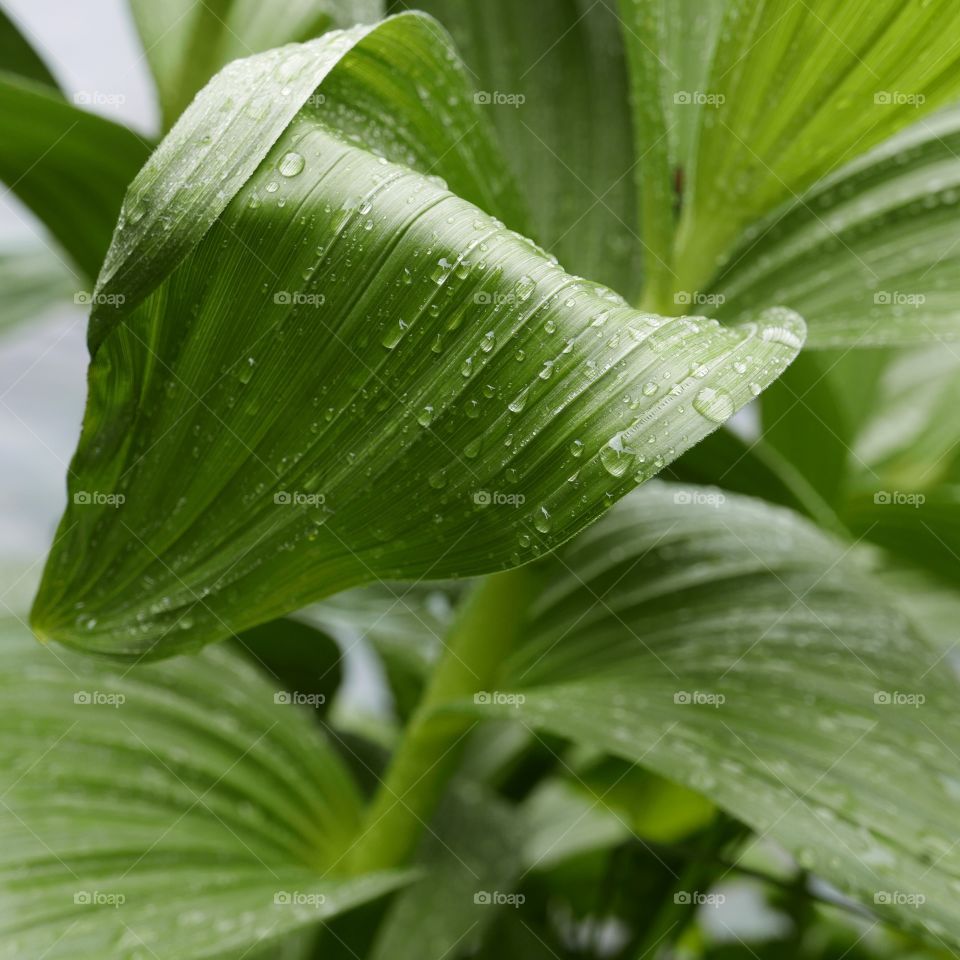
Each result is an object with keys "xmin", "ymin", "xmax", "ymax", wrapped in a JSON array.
[
  {"xmin": 278, "ymin": 152, "xmax": 305, "ymax": 177},
  {"xmin": 693, "ymin": 387, "xmax": 734, "ymax": 423}
]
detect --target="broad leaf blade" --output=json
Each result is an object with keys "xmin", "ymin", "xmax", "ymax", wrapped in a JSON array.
[
  {"xmin": 712, "ymin": 108, "xmax": 960, "ymax": 347},
  {"xmin": 0, "ymin": 4, "xmax": 58, "ymax": 88},
  {"xmin": 454, "ymin": 484, "xmax": 960, "ymax": 948},
  {"xmin": 408, "ymin": 0, "xmax": 641, "ymax": 300},
  {"xmin": 31, "ymin": 15, "xmax": 804, "ymax": 660},
  {"xmin": 0, "ymin": 244, "xmax": 76, "ymax": 334},
  {"xmin": 0, "ymin": 72, "xmax": 151, "ymax": 279},
  {"xmin": 129, "ymin": 0, "xmax": 384, "ymax": 129},
  {"xmin": 0, "ymin": 618, "xmax": 406, "ymax": 959}
]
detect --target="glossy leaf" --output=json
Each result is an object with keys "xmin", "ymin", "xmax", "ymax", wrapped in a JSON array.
[
  {"xmin": 129, "ymin": 0, "xmax": 384, "ymax": 129},
  {"xmin": 0, "ymin": 72, "xmax": 151, "ymax": 279},
  {"xmin": 713, "ymin": 108, "xmax": 960, "ymax": 347},
  {"xmin": 407, "ymin": 0, "xmax": 641, "ymax": 300},
  {"xmin": 453, "ymin": 484, "xmax": 960, "ymax": 948},
  {"xmin": 31, "ymin": 14, "xmax": 804, "ymax": 660},
  {"xmin": 0, "ymin": 618, "xmax": 406, "ymax": 959}
]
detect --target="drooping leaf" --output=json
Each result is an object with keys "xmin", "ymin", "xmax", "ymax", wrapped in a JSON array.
[
  {"xmin": 618, "ymin": 0, "xmax": 960, "ymax": 307},
  {"xmin": 129, "ymin": 0, "xmax": 384, "ymax": 129},
  {"xmin": 0, "ymin": 73, "xmax": 151, "ymax": 279},
  {"xmin": 0, "ymin": 618, "xmax": 407, "ymax": 959},
  {"xmin": 712, "ymin": 108, "xmax": 960, "ymax": 347},
  {"xmin": 453, "ymin": 483, "xmax": 960, "ymax": 948},
  {"xmin": 0, "ymin": 244, "xmax": 78, "ymax": 335},
  {"xmin": 0, "ymin": 4, "xmax": 58, "ymax": 88},
  {"xmin": 31, "ymin": 14, "xmax": 804, "ymax": 660},
  {"xmin": 405, "ymin": 0, "xmax": 641, "ymax": 299}
]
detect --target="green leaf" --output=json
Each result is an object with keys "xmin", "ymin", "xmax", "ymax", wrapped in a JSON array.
[
  {"xmin": 618, "ymin": 0, "xmax": 960, "ymax": 305},
  {"xmin": 454, "ymin": 483, "xmax": 960, "ymax": 948},
  {"xmin": 711, "ymin": 108, "xmax": 960, "ymax": 347},
  {"xmin": 0, "ymin": 73, "xmax": 151, "ymax": 279},
  {"xmin": 407, "ymin": 0, "xmax": 641, "ymax": 300},
  {"xmin": 130, "ymin": 0, "xmax": 384, "ymax": 129},
  {"xmin": 0, "ymin": 617, "xmax": 407, "ymax": 959},
  {"xmin": 0, "ymin": 244, "xmax": 77, "ymax": 334},
  {"xmin": 31, "ymin": 14, "xmax": 804, "ymax": 660},
  {"xmin": 0, "ymin": 4, "xmax": 58, "ymax": 88}
]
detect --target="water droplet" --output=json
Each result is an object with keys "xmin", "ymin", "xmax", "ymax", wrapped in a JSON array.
[
  {"xmin": 278, "ymin": 152, "xmax": 305, "ymax": 177},
  {"xmin": 417, "ymin": 405, "xmax": 434, "ymax": 427},
  {"xmin": 533, "ymin": 505, "xmax": 552, "ymax": 533},
  {"xmin": 642, "ymin": 381, "xmax": 658, "ymax": 397},
  {"xmin": 570, "ymin": 439, "xmax": 584, "ymax": 457},
  {"xmin": 693, "ymin": 387, "xmax": 735, "ymax": 423},
  {"xmin": 600, "ymin": 434, "xmax": 630, "ymax": 477}
]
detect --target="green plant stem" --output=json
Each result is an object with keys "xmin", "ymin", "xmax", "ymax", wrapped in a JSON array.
[{"xmin": 347, "ymin": 566, "xmax": 542, "ymax": 875}]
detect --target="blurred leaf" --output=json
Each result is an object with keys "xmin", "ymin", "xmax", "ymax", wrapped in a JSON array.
[
  {"xmin": 0, "ymin": 73, "xmax": 151, "ymax": 278},
  {"xmin": 713, "ymin": 108, "xmax": 960, "ymax": 347},
  {"xmin": 0, "ymin": 244, "xmax": 77, "ymax": 334},
  {"xmin": 408, "ymin": 0, "xmax": 641, "ymax": 300},
  {"xmin": 0, "ymin": 618, "xmax": 407, "ymax": 959},
  {"xmin": 234, "ymin": 616, "xmax": 342, "ymax": 716},
  {"xmin": 129, "ymin": 0, "xmax": 384, "ymax": 129},
  {"xmin": 452, "ymin": 483, "xmax": 960, "ymax": 949},
  {"xmin": 31, "ymin": 14, "xmax": 803, "ymax": 660},
  {"xmin": 0, "ymin": 4, "xmax": 57, "ymax": 88}
]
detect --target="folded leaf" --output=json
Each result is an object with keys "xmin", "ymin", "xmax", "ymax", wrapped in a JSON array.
[
  {"xmin": 0, "ymin": 73, "xmax": 151, "ymax": 279},
  {"xmin": 31, "ymin": 14, "xmax": 804, "ymax": 660},
  {"xmin": 0, "ymin": 618, "xmax": 406, "ymax": 959},
  {"xmin": 409, "ymin": 0, "xmax": 641, "ymax": 300},
  {"xmin": 712, "ymin": 108, "xmax": 960, "ymax": 346},
  {"xmin": 130, "ymin": 0, "xmax": 384, "ymax": 129},
  {"xmin": 618, "ymin": 0, "xmax": 960, "ymax": 305},
  {"xmin": 453, "ymin": 483, "xmax": 960, "ymax": 948}
]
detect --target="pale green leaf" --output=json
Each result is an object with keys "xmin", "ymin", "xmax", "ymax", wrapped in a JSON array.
[
  {"xmin": 453, "ymin": 483, "xmax": 960, "ymax": 948},
  {"xmin": 0, "ymin": 618, "xmax": 406, "ymax": 959},
  {"xmin": 31, "ymin": 14, "xmax": 803, "ymax": 660},
  {"xmin": 0, "ymin": 244, "xmax": 77, "ymax": 334}
]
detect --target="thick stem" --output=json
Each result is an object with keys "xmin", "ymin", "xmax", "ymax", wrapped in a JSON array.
[{"xmin": 347, "ymin": 566, "xmax": 542, "ymax": 874}]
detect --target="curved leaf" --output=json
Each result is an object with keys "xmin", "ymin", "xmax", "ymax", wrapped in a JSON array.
[
  {"xmin": 0, "ymin": 73, "xmax": 151, "ymax": 279},
  {"xmin": 31, "ymin": 14, "xmax": 804, "ymax": 660},
  {"xmin": 407, "ymin": 0, "xmax": 641, "ymax": 300},
  {"xmin": 130, "ymin": 0, "xmax": 384, "ymax": 129},
  {"xmin": 618, "ymin": 0, "xmax": 960, "ymax": 304},
  {"xmin": 0, "ymin": 618, "xmax": 406, "ymax": 959},
  {"xmin": 0, "ymin": 4, "xmax": 58, "ymax": 88},
  {"xmin": 453, "ymin": 484, "xmax": 960, "ymax": 948},
  {"xmin": 712, "ymin": 108, "xmax": 960, "ymax": 347},
  {"xmin": 0, "ymin": 244, "xmax": 77, "ymax": 334}
]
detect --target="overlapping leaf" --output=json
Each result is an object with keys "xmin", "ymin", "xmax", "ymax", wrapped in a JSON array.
[
  {"xmin": 452, "ymin": 483, "xmax": 960, "ymax": 948},
  {"xmin": 0, "ymin": 618, "xmax": 406, "ymax": 959},
  {"xmin": 129, "ymin": 0, "xmax": 384, "ymax": 129},
  {"xmin": 0, "ymin": 3, "xmax": 57, "ymax": 88},
  {"xmin": 406, "ymin": 0, "xmax": 641, "ymax": 299},
  {"xmin": 0, "ymin": 244, "xmax": 76, "ymax": 334},
  {"xmin": 31, "ymin": 14, "xmax": 803, "ymax": 660},
  {"xmin": 0, "ymin": 73, "xmax": 151, "ymax": 279}
]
